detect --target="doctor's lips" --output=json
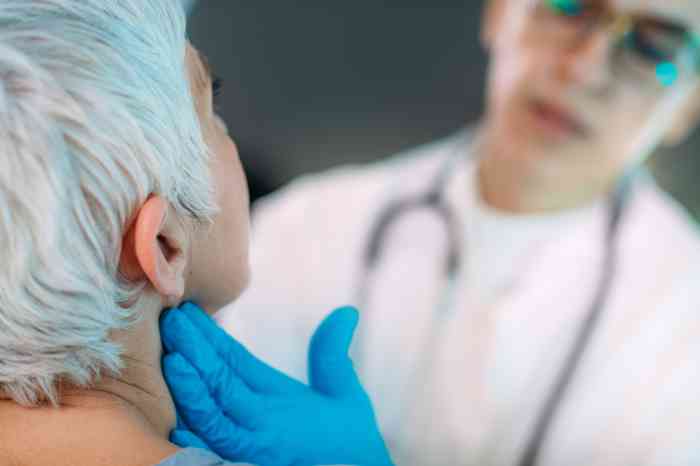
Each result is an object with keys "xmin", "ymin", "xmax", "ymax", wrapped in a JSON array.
[{"xmin": 527, "ymin": 98, "xmax": 591, "ymax": 139}]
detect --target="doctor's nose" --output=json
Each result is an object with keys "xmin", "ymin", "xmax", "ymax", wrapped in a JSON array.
[{"xmin": 555, "ymin": 25, "xmax": 617, "ymax": 95}]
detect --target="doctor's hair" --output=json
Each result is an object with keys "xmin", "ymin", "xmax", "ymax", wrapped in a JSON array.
[{"xmin": 0, "ymin": 0, "xmax": 219, "ymax": 406}]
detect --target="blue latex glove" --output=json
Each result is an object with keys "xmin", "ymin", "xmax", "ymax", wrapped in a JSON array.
[
  {"xmin": 170, "ymin": 411, "xmax": 208, "ymax": 450},
  {"xmin": 160, "ymin": 301, "xmax": 394, "ymax": 466}
]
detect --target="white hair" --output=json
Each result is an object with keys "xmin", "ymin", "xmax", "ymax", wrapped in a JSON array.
[{"xmin": 0, "ymin": 0, "xmax": 218, "ymax": 406}]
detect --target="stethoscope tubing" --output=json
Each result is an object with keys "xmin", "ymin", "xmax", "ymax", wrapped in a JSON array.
[{"xmin": 354, "ymin": 132, "xmax": 636, "ymax": 466}]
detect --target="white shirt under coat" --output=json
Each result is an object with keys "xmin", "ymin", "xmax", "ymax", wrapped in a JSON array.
[{"xmin": 218, "ymin": 130, "xmax": 700, "ymax": 466}]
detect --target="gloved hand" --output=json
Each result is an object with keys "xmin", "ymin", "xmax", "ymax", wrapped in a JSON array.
[{"xmin": 160, "ymin": 301, "xmax": 394, "ymax": 466}]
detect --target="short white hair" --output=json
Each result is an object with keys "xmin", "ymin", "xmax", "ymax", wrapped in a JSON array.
[{"xmin": 0, "ymin": 0, "xmax": 218, "ymax": 406}]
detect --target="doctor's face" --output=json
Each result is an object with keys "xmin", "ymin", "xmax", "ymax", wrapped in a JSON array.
[
  {"xmin": 183, "ymin": 41, "xmax": 251, "ymax": 314},
  {"xmin": 482, "ymin": 0, "xmax": 700, "ymax": 189}
]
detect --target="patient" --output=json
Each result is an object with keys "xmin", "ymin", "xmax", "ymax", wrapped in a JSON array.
[{"xmin": 0, "ymin": 1, "xmax": 250, "ymax": 465}]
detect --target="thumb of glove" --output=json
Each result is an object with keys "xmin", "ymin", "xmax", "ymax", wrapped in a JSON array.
[
  {"xmin": 308, "ymin": 306, "xmax": 363, "ymax": 398},
  {"xmin": 170, "ymin": 429, "xmax": 210, "ymax": 450}
]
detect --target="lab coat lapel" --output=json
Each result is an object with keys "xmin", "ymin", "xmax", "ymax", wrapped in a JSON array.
[{"xmin": 355, "ymin": 152, "xmax": 461, "ymax": 445}]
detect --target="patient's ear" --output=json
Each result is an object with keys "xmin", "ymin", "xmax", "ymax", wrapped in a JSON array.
[{"xmin": 119, "ymin": 195, "xmax": 189, "ymax": 306}]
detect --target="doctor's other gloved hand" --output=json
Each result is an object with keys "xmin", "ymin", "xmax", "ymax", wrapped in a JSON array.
[{"xmin": 160, "ymin": 301, "xmax": 394, "ymax": 466}]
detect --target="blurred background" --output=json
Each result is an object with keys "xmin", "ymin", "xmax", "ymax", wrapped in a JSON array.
[{"xmin": 186, "ymin": 1, "xmax": 699, "ymax": 220}]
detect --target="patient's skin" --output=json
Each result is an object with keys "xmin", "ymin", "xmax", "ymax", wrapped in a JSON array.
[{"xmin": 0, "ymin": 41, "xmax": 250, "ymax": 466}]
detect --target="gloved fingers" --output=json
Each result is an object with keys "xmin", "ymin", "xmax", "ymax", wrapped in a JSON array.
[
  {"xmin": 175, "ymin": 409, "xmax": 190, "ymax": 431},
  {"xmin": 178, "ymin": 301, "xmax": 303, "ymax": 395},
  {"xmin": 162, "ymin": 342, "xmax": 264, "ymax": 430},
  {"xmin": 172, "ymin": 408, "xmax": 208, "ymax": 449},
  {"xmin": 162, "ymin": 353, "xmax": 258, "ymax": 461},
  {"xmin": 170, "ymin": 428, "xmax": 209, "ymax": 450},
  {"xmin": 308, "ymin": 306, "xmax": 364, "ymax": 399}
]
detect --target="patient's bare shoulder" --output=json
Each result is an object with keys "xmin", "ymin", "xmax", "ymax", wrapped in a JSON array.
[{"xmin": 0, "ymin": 397, "xmax": 179, "ymax": 466}]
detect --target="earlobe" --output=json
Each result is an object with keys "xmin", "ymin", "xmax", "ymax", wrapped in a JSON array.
[{"xmin": 119, "ymin": 195, "xmax": 188, "ymax": 305}]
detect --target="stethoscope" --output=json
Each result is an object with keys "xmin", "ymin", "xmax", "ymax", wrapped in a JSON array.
[{"xmin": 354, "ymin": 130, "xmax": 637, "ymax": 466}]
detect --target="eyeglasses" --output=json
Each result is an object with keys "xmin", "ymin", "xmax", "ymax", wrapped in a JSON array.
[{"xmin": 530, "ymin": 0, "xmax": 700, "ymax": 88}]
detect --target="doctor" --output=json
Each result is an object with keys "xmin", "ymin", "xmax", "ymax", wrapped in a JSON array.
[{"xmin": 176, "ymin": 0, "xmax": 700, "ymax": 465}]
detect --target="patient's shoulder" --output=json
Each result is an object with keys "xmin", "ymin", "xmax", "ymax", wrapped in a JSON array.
[{"xmin": 0, "ymin": 399, "xmax": 178, "ymax": 466}]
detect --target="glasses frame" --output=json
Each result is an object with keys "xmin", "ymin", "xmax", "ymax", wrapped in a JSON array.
[{"xmin": 534, "ymin": 0, "xmax": 700, "ymax": 87}]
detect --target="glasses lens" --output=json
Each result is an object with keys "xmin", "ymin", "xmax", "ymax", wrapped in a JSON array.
[
  {"xmin": 538, "ymin": 0, "xmax": 699, "ymax": 86},
  {"xmin": 546, "ymin": 0, "xmax": 584, "ymax": 16},
  {"xmin": 621, "ymin": 20, "xmax": 698, "ymax": 86},
  {"xmin": 626, "ymin": 20, "xmax": 689, "ymax": 64}
]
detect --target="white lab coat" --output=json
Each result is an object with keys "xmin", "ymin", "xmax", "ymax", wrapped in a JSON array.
[{"xmin": 217, "ymin": 129, "xmax": 700, "ymax": 466}]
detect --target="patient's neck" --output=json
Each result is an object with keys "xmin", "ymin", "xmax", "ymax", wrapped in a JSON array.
[
  {"xmin": 64, "ymin": 293, "xmax": 177, "ymax": 438},
  {"xmin": 0, "ymin": 294, "xmax": 178, "ymax": 466}
]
